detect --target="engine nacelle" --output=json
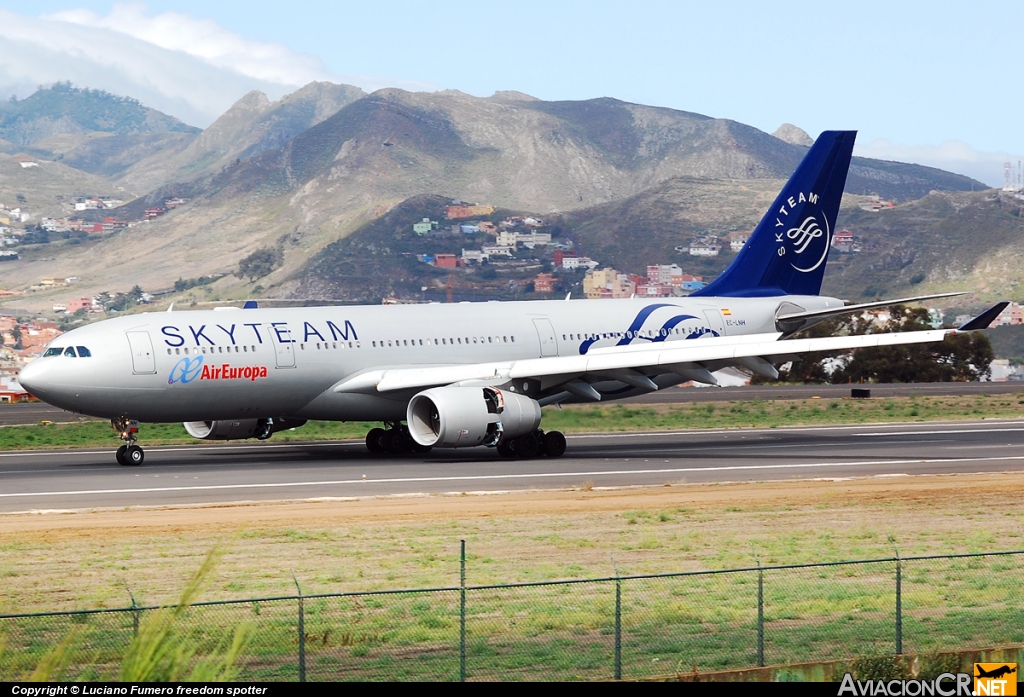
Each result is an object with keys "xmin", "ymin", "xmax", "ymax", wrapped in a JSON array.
[
  {"xmin": 407, "ymin": 386, "xmax": 541, "ymax": 448},
  {"xmin": 183, "ymin": 417, "xmax": 307, "ymax": 441}
]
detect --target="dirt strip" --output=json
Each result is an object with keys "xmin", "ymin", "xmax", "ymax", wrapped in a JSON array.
[{"xmin": 1, "ymin": 471, "xmax": 1019, "ymax": 540}]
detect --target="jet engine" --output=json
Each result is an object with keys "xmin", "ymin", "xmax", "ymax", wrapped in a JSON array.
[
  {"xmin": 407, "ymin": 386, "xmax": 541, "ymax": 448},
  {"xmin": 183, "ymin": 417, "xmax": 307, "ymax": 441}
]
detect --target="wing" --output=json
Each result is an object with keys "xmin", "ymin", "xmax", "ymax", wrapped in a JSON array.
[{"xmin": 335, "ymin": 327, "xmax": 952, "ymax": 398}]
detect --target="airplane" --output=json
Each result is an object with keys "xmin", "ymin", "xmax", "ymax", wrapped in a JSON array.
[{"xmin": 17, "ymin": 131, "xmax": 1007, "ymax": 466}]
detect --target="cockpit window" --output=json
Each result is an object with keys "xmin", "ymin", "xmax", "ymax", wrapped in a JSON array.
[
  {"xmin": 43, "ymin": 347, "xmax": 63, "ymax": 357},
  {"xmin": 76, "ymin": 346, "xmax": 92, "ymax": 357},
  {"xmin": 63, "ymin": 347, "xmax": 77, "ymax": 357}
]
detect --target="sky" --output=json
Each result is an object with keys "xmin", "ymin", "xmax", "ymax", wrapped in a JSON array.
[{"xmin": 0, "ymin": 0, "xmax": 1021, "ymax": 187}]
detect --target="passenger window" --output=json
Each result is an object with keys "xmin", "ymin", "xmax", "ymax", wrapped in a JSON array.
[{"xmin": 64, "ymin": 347, "xmax": 77, "ymax": 357}]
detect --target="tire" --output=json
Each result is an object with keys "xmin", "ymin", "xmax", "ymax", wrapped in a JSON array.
[
  {"xmin": 542, "ymin": 431, "xmax": 567, "ymax": 458},
  {"xmin": 513, "ymin": 433, "xmax": 540, "ymax": 459},
  {"xmin": 366, "ymin": 428, "xmax": 386, "ymax": 454},
  {"xmin": 412, "ymin": 442, "xmax": 433, "ymax": 454},
  {"xmin": 496, "ymin": 440, "xmax": 515, "ymax": 458},
  {"xmin": 126, "ymin": 445, "xmax": 144, "ymax": 466},
  {"xmin": 116, "ymin": 444, "xmax": 128, "ymax": 466},
  {"xmin": 384, "ymin": 430, "xmax": 407, "ymax": 454}
]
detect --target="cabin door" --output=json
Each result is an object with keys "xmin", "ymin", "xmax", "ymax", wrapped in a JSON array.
[
  {"xmin": 532, "ymin": 318, "xmax": 558, "ymax": 357},
  {"xmin": 126, "ymin": 331, "xmax": 156, "ymax": 374}
]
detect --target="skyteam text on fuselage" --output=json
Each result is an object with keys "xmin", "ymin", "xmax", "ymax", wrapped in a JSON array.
[{"xmin": 18, "ymin": 131, "xmax": 1005, "ymax": 465}]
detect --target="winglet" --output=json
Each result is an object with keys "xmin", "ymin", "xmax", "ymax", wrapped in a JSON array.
[
  {"xmin": 958, "ymin": 302, "xmax": 1009, "ymax": 330},
  {"xmin": 243, "ymin": 300, "xmax": 259, "ymax": 309}
]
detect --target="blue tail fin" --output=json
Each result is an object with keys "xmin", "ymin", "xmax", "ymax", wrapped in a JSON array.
[{"xmin": 692, "ymin": 130, "xmax": 856, "ymax": 298}]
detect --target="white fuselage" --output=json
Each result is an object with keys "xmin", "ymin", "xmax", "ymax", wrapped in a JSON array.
[{"xmin": 20, "ymin": 295, "xmax": 840, "ymax": 423}]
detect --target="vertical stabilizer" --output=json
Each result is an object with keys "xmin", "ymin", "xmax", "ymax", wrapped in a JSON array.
[{"xmin": 692, "ymin": 130, "xmax": 856, "ymax": 298}]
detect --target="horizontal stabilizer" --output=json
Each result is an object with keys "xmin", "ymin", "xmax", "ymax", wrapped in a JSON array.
[
  {"xmin": 775, "ymin": 291, "xmax": 968, "ymax": 333},
  {"xmin": 958, "ymin": 302, "xmax": 1009, "ymax": 330}
]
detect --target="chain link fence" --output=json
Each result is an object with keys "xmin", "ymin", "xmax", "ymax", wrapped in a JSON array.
[{"xmin": 2, "ymin": 549, "xmax": 1022, "ymax": 681}]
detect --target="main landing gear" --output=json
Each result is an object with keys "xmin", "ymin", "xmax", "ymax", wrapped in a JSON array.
[
  {"xmin": 365, "ymin": 422, "xmax": 432, "ymax": 455},
  {"xmin": 112, "ymin": 416, "xmax": 145, "ymax": 466},
  {"xmin": 497, "ymin": 429, "xmax": 566, "ymax": 459}
]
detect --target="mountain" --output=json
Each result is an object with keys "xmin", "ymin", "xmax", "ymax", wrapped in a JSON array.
[
  {"xmin": 0, "ymin": 84, "xmax": 998, "ymax": 311},
  {"xmin": 822, "ymin": 189, "xmax": 1024, "ymax": 304},
  {"xmin": 0, "ymin": 151, "xmax": 116, "ymax": 218},
  {"xmin": 0, "ymin": 82, "xmax": 198, "ymax": 145},
  {"xmin": 111, "ymin": 81, "xmax": 366, "ymax": 192}
]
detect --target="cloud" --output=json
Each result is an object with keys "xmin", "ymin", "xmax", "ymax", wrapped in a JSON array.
[
  {"xmin": 0, "ymin": 4, "xmax": 437, "ymax": 127},
  {"xmin": 857, "ymin": 139, "xmax": 1024, "ymax": 190},
  {"xmin": 47, "ymin": 3, "xmax": 333, "ymax": 88}
]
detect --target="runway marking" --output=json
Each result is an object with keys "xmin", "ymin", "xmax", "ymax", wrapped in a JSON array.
[
  {"xmin": 569, "ymin": 421, "xmax": 1024, "ymax": 439},
  {"xmin": 0, "ymin": 442, "xmax": 361, "ymax": 459},
  {"xmin": 4, "ymin": 454, "xmax": 1024, "ymax": 499},
  {"xmin": 854, "ymin": 428, "xmax": 1024, "ymax": 437}
]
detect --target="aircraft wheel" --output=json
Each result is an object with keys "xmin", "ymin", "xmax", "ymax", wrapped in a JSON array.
[
  {"xmin": 542, "ymin": 431, "xmax": 567, "ymax": 458},
  {"xmin": 116, "ymin": 444, "xmax": 128, "ymax": 466},
  {"xmin": 412, "ymin": 442, "xmax": 432, "ymax": 454},
  {"xmin": 513, "ymin": 433, "xmax": 540, "ymax": 459},
  {"xmin": 496, "ymin": 440, "xmax": 515, "ymax": 458},
  {"xmin": 384, "ymin": 429, "xmax": 409, "ymax": 454},
  {"xmin": 125, "ymin": 445, "xmax": 145, "ymax": 466},
  {"xmin": 366, "ymin": 428, "xmax": 386, "ymax": 454}
]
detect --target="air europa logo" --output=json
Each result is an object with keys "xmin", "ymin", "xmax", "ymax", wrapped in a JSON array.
[
  {"xmin": 168, "ymin": 356, "xmax": 203, "ymax": 384},
  {"xmin": 167, "ymin": 355, "xmax": 268, "ymax": 384},
  {"xmin": 774, "ymin": 190, "xmax": 831, "ymax": 274},
  {"xmin": 200, "ymin": 363, "xmax": 269, "ymax": 382}
]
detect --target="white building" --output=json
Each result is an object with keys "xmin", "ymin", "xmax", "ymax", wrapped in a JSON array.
[{"xmin": 562, "ymin": 256, "xmax": 599, "ymax": 270}]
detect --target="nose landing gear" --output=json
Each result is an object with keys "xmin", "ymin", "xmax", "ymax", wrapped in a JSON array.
[{"xmin": 112, "ymin": 416, "xmax": 145, "ymax": 466}]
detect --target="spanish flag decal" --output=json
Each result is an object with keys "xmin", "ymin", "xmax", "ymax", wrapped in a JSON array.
[{"xmin": 721, "ymin": 308, "xmax": 732, "ymax": 316}]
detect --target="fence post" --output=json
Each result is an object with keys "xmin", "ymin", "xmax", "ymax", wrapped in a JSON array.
[
  {"xmin": 124, "ymin": 582, "xmax": 140, "ymax": 637},
  {"xmin": 293, "ymin": 573, "xmax": 306, "ymax": 683},
  {"xmin": 757, "ymin": 562, "xmax": 765, "ymax": 667},
  {"xmin": 612, "ymin": 560, "xmax": 622, "ymax": 681},
  {"xmin": 889, "ymin": 538, "xmax": 902, "ymax": 655},
  {"xmin": 460, "ymin": 539, "xmax": 466, "ymax": 683}
]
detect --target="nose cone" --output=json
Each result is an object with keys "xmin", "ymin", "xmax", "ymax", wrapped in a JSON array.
[{"xmin": 17, "ymin": 358, "xmax": 51, "ymax": 400}]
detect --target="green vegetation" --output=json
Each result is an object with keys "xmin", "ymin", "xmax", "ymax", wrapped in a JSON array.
[
  {"xmin": 765, "ymin": 306, "xmax": 994, "ymax": 384},
  {"xmin": 3, "ymin": 548, "xmax": 249, "ymax": 681},
  {"xmin": 3, "ymin": 392, "xmax": 1024, "ymax": 451},
  {"xmin": 236, "ymin": 246, "xmax": 284, "ymax": 283},
  {"xmin": 0, "ymin": 82, "xmax": 198, "ymax": 145},
  {"xmin": 3, "ymin": 552, "xmax": 1021, "ymax": 680}
]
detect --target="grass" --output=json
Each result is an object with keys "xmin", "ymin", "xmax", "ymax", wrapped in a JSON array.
[
  {"xmin": 1, "ymin": 474, "xmax": 1023, "ymax": 680},
  {"xmin": 4, "ymin": 392, "xmax": 1024, "ymax": 451}
]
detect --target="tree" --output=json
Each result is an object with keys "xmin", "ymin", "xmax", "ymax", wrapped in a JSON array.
[
  {"xmin": 236, "ymin": 247, "xmax": 282, "ymax": 283},
  {"xmin": 758, "ymin": 305, "xmax": 994, "ymax": 384},
  {"xmin": 832, "ymin": 308, "xmax": 994, "ymax": 383},
  {"xmin": 11, "ymin": 325, "xmax": 22, "ymax": 350}
]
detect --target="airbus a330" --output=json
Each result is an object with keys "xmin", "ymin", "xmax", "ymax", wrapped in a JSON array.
[{"xmin": 18, "ymin": 131, "xmax": 1005, "ymax": 465}]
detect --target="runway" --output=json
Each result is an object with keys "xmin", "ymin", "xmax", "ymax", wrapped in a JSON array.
[
  {"xmin": 2, "ymin": 419, "xmax": 1023, "ymax": 513},
  {"xmin": 3, "ymin": 382, "xmax": 1023, "ymax": 426}
]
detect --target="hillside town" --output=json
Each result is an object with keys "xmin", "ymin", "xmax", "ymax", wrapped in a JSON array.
[{"xmin": 0, "ymin": 195, "xmax": 189, "ymax": 259}]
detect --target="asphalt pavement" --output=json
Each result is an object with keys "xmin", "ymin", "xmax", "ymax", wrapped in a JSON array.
[
  {"xmin": 2, "ymin": 419, "xmax": 1023, "ymax": 513},
  {"xmin": 3, "ymin": 382, "xmax": 1024, "ymax": 426}
]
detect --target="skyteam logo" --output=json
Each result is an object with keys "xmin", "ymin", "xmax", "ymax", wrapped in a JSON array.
[
  {"xmin": 773, "ymin": 190, "xmax": 831, "ymax": 273},
  {"xmin": 168, "ymin": 355, "xmax": 203, "ymax": 384},
  {"xmin": 786, "ymin": 215, "xmax": 830, "ymax": 273}
]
